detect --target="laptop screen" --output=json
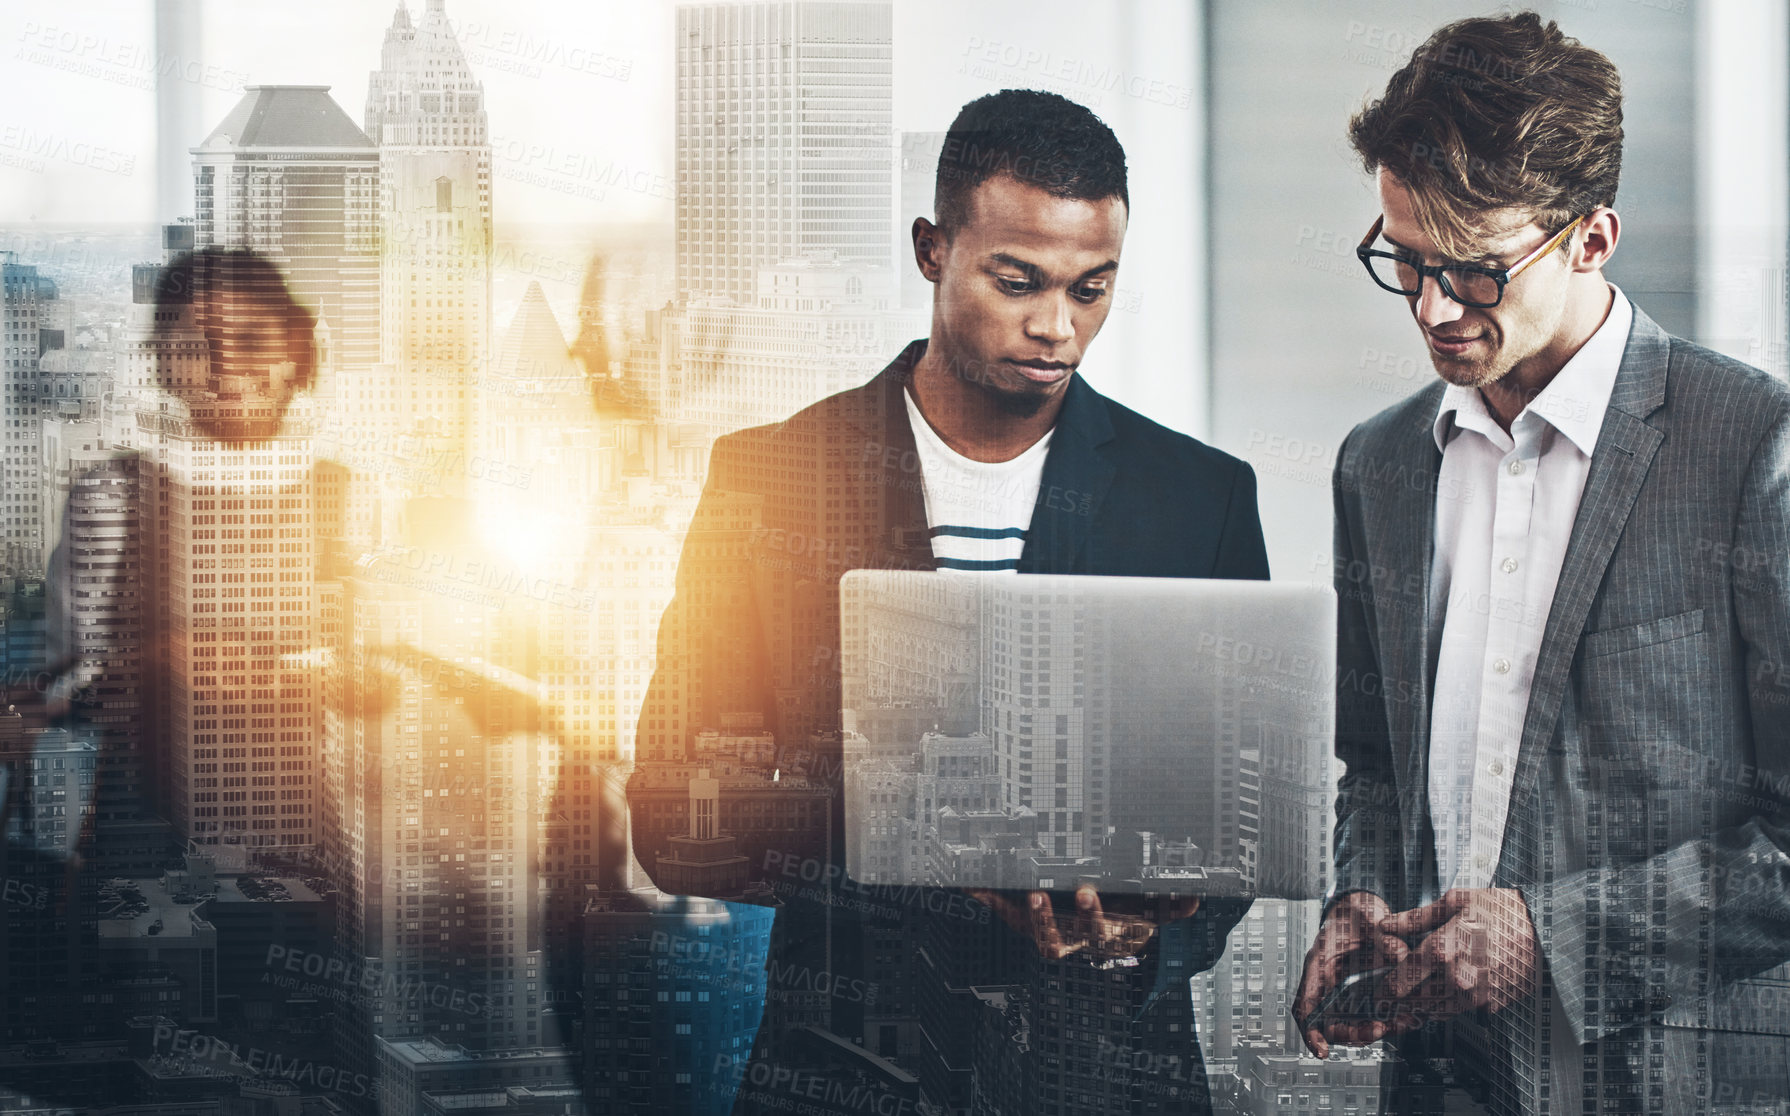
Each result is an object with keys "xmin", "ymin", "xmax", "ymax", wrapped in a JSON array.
[{"xmin": 841, "ymin": 571, "xmax": 1335, "ymax": 900}]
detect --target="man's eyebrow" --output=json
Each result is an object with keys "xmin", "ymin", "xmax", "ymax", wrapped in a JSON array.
[
  {"xmin": 986, "ymin": 252, "xmax": 1119, "ymax": 283},
  {"xmin": 987, "ymin": 253, "xmax": 1044, "ymax": 281}
]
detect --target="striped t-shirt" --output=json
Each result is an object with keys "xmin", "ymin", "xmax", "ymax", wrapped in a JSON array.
[{"xmin": 903, "ymin": 388, "xmax": 1054, "ymax": 573}]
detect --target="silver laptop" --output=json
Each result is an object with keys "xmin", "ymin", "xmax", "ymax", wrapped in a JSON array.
[{"xmin": 841, "ymin": 572, "xmax": 1334, "ymax": 900}]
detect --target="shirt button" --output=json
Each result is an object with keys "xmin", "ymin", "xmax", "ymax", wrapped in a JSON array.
[
  {"xmin": 1501, "ymin": 557, "xmax": 1519, "ymax": 574},
  {"xmin": 1488, "ymin": 760, "xmax": 1504, "ymax": 776},
  {"xmin": 1508, "ymin": 460, "xmax": 1525, "ymax": 476},
  {"xmin": 1493, "ymin": 657, "xmax": 1511, "ymax": 674}
]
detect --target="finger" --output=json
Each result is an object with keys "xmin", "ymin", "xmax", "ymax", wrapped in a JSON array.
[
  {"xmin": 1292, "ymin": 954, "xmax": 1330, "ymax": 1026},
  {"xmin": 1379, "ymin": 936, "xmax": 1443, "ymax": 1000},
  {"xmin": 1323, "ymin": 1018, "xmax": 1385, "ymax": 1047},
  {"xmin": 1302, "ymin": 1027, "xmax": 1329, "ymax": 1060},
  {"xmin": 1451, "ymin": 957, "xmax": 1483, "ymax": 1005},
  {"xmin": 1031, "ymin": 891, "xmax": 1073, "ymax": 960},
  {"xmin": 1376, "ymin": 931, "xmax": 1411, "ymax": 966},
  {"xmin": 1167, "ymin": 895, "xmax": 1200, "ymax": 921},
  {"xmin": 1114, "ymin": 918, "xmax": 1155, "ymax": 955},
  {"xmin": 1076, "ymin": 886, "xmax": 1102, "ymax": 953},
  {"xmin": 1378, "ymin": 890, "xmax": 1466, "ymax": 938}
]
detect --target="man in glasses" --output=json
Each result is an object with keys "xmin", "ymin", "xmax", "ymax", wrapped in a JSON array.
[{"xmin": 1293, "ymin": 12, "xmax": 1790, "ymax": 1115}]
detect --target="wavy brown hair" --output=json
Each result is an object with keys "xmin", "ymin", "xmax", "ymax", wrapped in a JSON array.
[{"xmin": 1348, "ymin": 11, "xmax": 1623, "ymax": 260}]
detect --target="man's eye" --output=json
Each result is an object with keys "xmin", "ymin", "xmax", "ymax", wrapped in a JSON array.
[
  {"xmin": 1071, "ymin": 285, "xmax": 1109, "ymax": 304},
  {"xmin": 995, "ymin": 277, "xmax": 1035, "ymax": 295}
]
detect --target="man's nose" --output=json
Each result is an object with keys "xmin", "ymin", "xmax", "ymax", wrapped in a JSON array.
[
  {"xmin": 1413, "ymin": 274, "xmax": 1465, "ymax": 330},
  {"xmin": 1026, "ymin": 293, "xmax": 1075, "ymax": 345}
]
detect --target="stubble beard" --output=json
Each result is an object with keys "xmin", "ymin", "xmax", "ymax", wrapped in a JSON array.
[
  {"xmin": 1430, "ymin": 352, "xmax": 1506, "ymax": 390},
  {"xmin": 952, "ymin": 359, "xmax": 1055, "ymax": 418}
]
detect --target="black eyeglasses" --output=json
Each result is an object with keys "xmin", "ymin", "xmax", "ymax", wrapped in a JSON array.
[{"xmin": 1355, "ymin": 214, "xmax": 1585, "ymax": 309}]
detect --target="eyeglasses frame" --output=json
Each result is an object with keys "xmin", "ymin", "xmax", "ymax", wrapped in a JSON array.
[{"xmin": 1355, "ymin": 213, "xmax": 1588, "ymax": 308}]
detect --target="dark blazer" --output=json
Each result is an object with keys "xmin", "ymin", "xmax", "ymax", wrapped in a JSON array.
[
  {"xmin": 1331, "ymin": 303, "xmax": 1790, "ymax": 1114},
  {"xmin": 624, "ymin": 339, "xmax": 1269, "ymax": 1115}
]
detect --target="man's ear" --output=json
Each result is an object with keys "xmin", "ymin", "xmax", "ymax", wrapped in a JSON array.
[
  {"xmin": 912, "ymin": 216, "xmax": 945, "ymax": 284},
  {"xmin": 1572, "ymin": 207, "xmax": 1620, "ymax": 274}
]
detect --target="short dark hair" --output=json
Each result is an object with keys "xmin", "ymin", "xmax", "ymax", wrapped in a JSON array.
[
  {"xmin": 934, "ymin": 89, "xmax": 1128, "ymax": 235},
  {"xmin": 152, "ymin": 245, "xmax": 315, "ymax": 390},
  {"xmin": 1348, "ymin": 11, "xmax": 1623, "ymax": 260}
]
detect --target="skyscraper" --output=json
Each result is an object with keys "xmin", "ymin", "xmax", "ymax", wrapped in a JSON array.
[
  {"xmin": 98, "ymin": 223, "xmax": 326, "ymax": 853},
  {"xmin": 673, "ymin": 1, "xmax": 893, "ymax": 306},
  {"xmin": 327, "ymin": 546, "xmax": 547, "ymax": 1093},
  {"xmin": 191, "ymin": 86, "xmax": 381, "ymax": 375},
  {"xmin": 2, "ymin": 255, "xmax": 58, "ymax": 576},
  {"xmin": 365, "ymin": 0, "xmax": 493, "ymax": 452}
]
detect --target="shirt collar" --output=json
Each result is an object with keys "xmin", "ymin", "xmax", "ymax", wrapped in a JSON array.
[{"xmin": 1432, "ymin": 285, "xmax": 1632, "ymax": 456}]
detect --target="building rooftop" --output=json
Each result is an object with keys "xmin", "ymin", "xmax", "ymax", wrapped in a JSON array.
[
  {"xmin": 98, "ymin": 877, "xmax": 213, "ymax": 940},
  {"xmin": 378, "ymin": 1036, "xmax": 574, "ymax": 1068},
  {"xmin": 211, "ymin": 875, "xmax": 324, "ymax": 904},
  {"xmin": 198, "ymin": 86, "xmax": 374, "ymax": 151}
]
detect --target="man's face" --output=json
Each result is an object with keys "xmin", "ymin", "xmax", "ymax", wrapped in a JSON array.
[
  {"xmin": 917, "ymin": 174, "xmax": 1127, "ymax": 415},
  {"xmin": 1376, "ymin": 169, "xmax": 1574, "ymax": 390},
  {"xmin": 200, "ymin": 284, "xmax": 315, "ymax": 443}
]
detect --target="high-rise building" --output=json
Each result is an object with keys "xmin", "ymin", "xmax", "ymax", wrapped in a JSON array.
[
  {"xmin": 138, "ymin": 410, "xmax": 321, "ymax": 850},
  {"xmin": 327, "ymin": 536, "xmax": 551, "ymax": 1093},
  {"xmin": 101, "ymin": 227, "xmax": 324, "ymax": 852},
  {"xmin": 2, "ymin": 255, "xmax": 58, "ymax": 576},
  {"xmin": 191, "ymin": 86, "xmax": 381, "ymax": 385},
  {"xmin": 1194, "ymin": 899, "xmax": 1315, "ymax": 1065},
  {"xmin": 365, "ymin": 0, "xmax": 493, "ymax": 451},
  {"xmin": 673, "ymin": 1, "xmax": 893, "ymax": 306}
]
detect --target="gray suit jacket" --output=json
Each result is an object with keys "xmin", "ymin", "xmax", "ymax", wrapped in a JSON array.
[{"xmin": 1331, "ymin": 303, "xmax": 1790, "ymax": 1106}]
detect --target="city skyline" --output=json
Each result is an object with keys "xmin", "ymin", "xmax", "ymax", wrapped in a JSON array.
[{"xmin": 4, "ymin": 1, "xmax": 1366, "ymax": 1113}]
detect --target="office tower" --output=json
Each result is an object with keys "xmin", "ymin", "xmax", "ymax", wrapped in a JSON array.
[
  {"xmin": 674, "ymin": 1, "xmax": 893, "ymax": 306},
  {"xmin": 2, "ymin": 255, "xmax": 58, "ymax": 576},
  {"xmin": 651, "ymin": 0, "xmax": 924, "ymax": 434},
  {"xmin": 101, "ymin": 229, "xmax": 324, "ymax": 852},
  {"xmin": 191, "ymin": 86, "xmax": 380, "ymax": 376},
  {"xmin": 138, "ymin": 412, "xmax": 320, "ymax": 849},
  {"xmin": 38, "ymin": 420, "xmax": 181, "ymax": 873},
  {"xmin": 984, "ymin": 582, "xmax": 1109, "ymax": 861},
  {"xmin": 1194, "ymin": 899, "xmax": 1315, "ymax": 1064},
  {"xmin": 365, "ymin": 0, "xmax": 493, "ymax": 452},
  {"xmin": 329, "ymin": 538, "xmax": 549, "ymax": 1096}
]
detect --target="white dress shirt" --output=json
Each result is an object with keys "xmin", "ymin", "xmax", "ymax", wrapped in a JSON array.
[{"xmin": 1427, "ymin": 287, "xmax": 1632, "ymax": 894}]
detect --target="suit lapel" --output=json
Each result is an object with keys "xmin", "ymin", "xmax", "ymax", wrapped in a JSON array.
[
  {"xmin": 1019, "ymin": 374, "xmax": 1116, "ymax": 574},
  {"xmin": 848, "ymin": 341, "xmax": 936, "ymax": 572},
  {"xmin": 1496, "ymin": 306, "xmax": 1670, "ymax": 879},
  {"xmin": 1361, "ymin": 389, "xmax": 1445, "ymax": 903}
]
